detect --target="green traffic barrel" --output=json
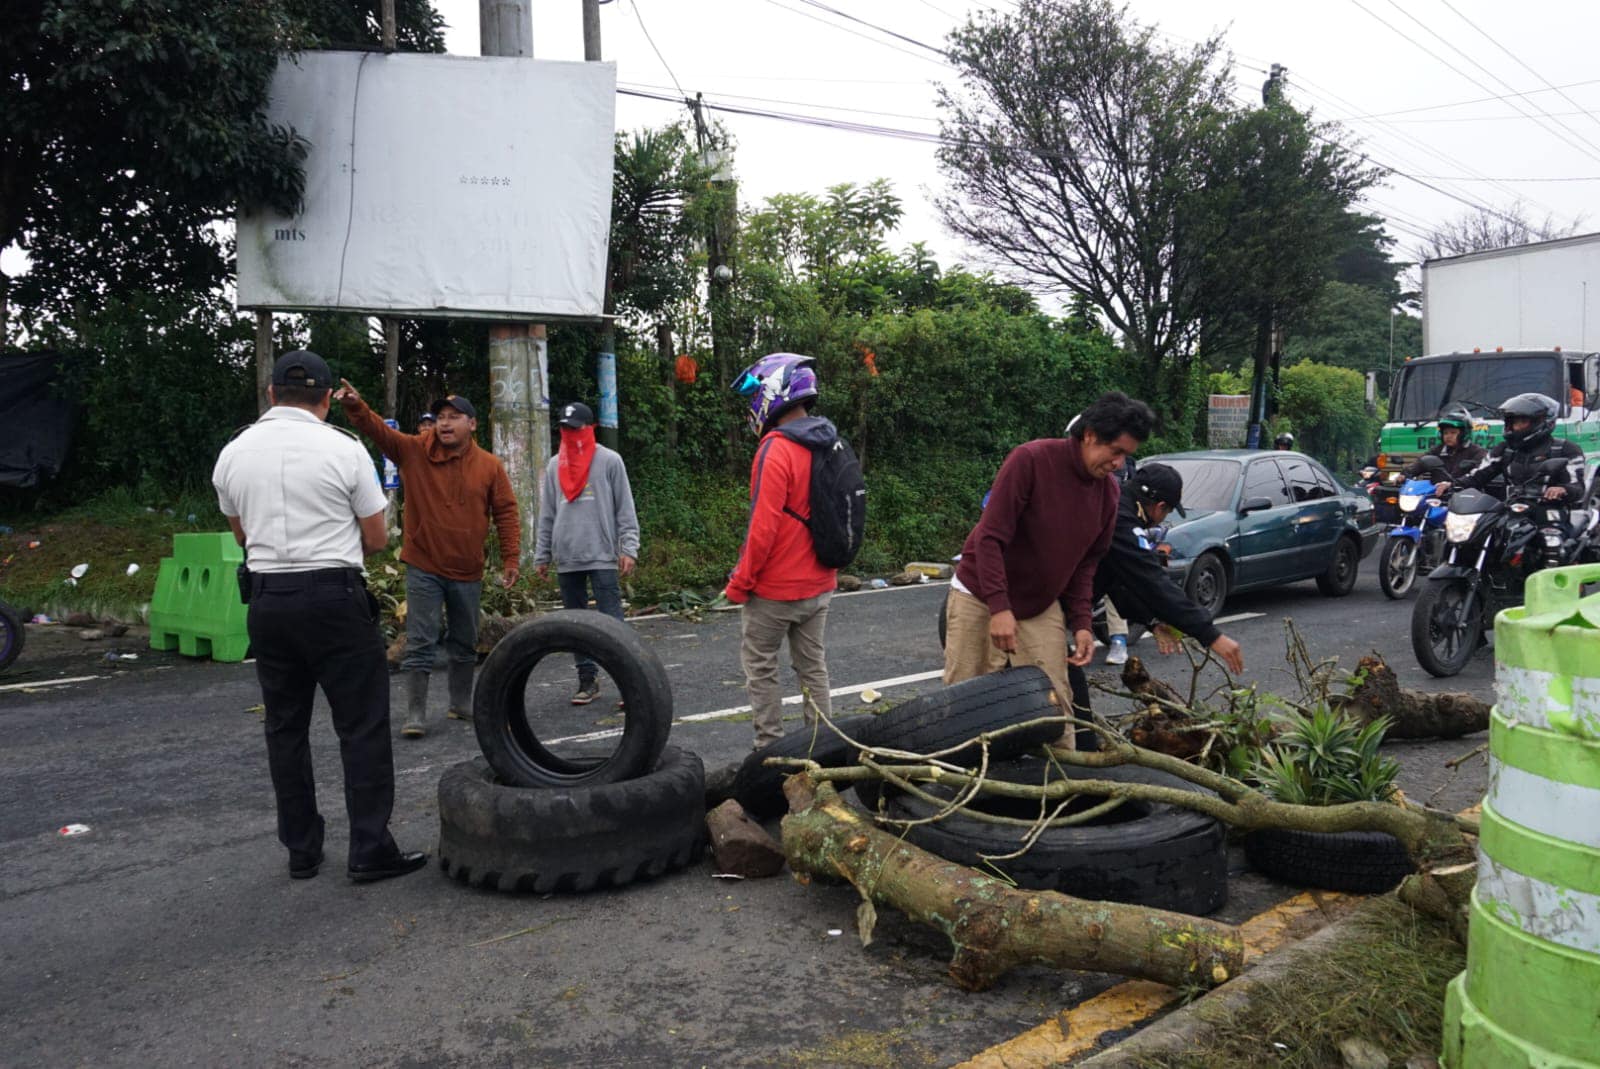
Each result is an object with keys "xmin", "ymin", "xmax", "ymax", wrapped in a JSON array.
[{"xmin": 1441, "ymin": 563, "xmax": 1600, "ymax": 1068}]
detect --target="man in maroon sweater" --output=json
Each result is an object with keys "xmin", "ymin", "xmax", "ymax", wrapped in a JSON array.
[{"xmin": 943, "ymin": 392, "xmax": 1155, "ymax": 746}]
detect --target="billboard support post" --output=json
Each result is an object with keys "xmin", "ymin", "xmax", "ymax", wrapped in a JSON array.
[{"xmin": 481, "ymin": 0, "xmax": 542, "ymax": 568}]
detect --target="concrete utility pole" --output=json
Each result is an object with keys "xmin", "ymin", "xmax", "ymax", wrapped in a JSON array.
[
  {"xmin": 691, "ymin": 94, "xmax": 740, "ymax": 467},
  {"xmin": 582, "ymin": 0, "xmax": 619, "ymax": 450},
  {"xmin": 481, "ymin": 0, "xmax": 544, "ymax": 561}
]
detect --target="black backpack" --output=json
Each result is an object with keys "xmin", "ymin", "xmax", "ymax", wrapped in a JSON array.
[{"xmin": 781, "ymin": 433, "xmax": 867, "ymax": 568}]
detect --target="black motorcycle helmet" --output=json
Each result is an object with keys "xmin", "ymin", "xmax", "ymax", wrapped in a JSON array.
[
  {"xmin": 1436, "ymin": 406, "xmax": 1473, "ymax": 435},
  {"xmin": 1497, "ymin": 393, "xmax": 1559, "ymax": 450},
  {"xmin": 1274, "ymin": 432, "xmax": 1295, "ymax": 450}
]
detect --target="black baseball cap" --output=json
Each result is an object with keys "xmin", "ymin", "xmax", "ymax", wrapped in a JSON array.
[
  {"xmin": 431, "ymin": 394, "xmax": 477, "ymax": 420},
  {"xmin": 1133, "ymin": 462, "xmax": 1186, "ymax": 517},
  {"xmin": 271, "ymin": 350, "xmax": 333, "ymax": 389},
  {"xmin": 558, "ymin": 401, "xmax": 596, "ymax": 428}
]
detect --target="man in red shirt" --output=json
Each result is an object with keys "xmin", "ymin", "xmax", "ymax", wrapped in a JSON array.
[
  {"xmin": 943, "ymin": 391, "xmax": 1154, "ymax": 746},
  {"xmin": 724, "ymin": 353, "xmax": 839, "ymax": 748}
]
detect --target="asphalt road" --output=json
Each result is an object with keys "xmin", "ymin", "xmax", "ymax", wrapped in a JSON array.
[{"xmin": 0, "ymin": 565, "xmax": 1492, "ymax": 1067}]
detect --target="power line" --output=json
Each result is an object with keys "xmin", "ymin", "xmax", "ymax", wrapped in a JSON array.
[
  {"xmin": 1433, "ymin": 0, "xmax": 1600, "ymax": 138},
  {"xmin": 629, "ymin": 0, "xmax": 686, "ymax": 101},
  {"xmin": 1283, "ymin": 69, "xmax": 1558, "ymax": 214},
  {"xmin": 1349, "ymin": 0, "xmax": 1600, "ymax": 167},
  {"xmin": 618, "ymin": 79, "xmax": 941, "ymax": 126},
  {"xmin": 756, "ymin": 0, "xmax": 952, "ymax": 68},
  {"xmin": 794, "ymin": 0, "xmax": 948, "ymax": 56},
  {"xmin": 1347, "ymin": 77, "xmax": 1600, "ymax": 120}
]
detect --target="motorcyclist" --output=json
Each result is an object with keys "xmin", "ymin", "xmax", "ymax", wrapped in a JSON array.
[
  {"xmin": 1445, "ymin": 393, "xmax": 1586, "ymax": 503},
  {"xmin": 1273, "ymin": 432, "xmax": 1294, "ymax": 451},
  {"xmin": 1066, "ymin": 462, "xmax": 1246, "ymax": 744},
  {"xmin": 1403, "ymin": 406, "xmax": 1486, "ymax": 483}
]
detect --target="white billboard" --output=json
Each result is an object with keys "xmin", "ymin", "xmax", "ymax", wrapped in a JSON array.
[{"xmin": 237, "ymin": 52, "xmax": 615, "ymax": 321}]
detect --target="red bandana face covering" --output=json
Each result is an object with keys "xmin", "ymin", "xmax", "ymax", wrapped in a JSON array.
[{"xmin": 559, "ymin": 425, "xmax": 597, "ymax": 502}]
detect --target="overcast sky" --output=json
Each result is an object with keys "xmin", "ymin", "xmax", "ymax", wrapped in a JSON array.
[{"xmin": 433, "ymin": 0, "xmax": 1600, "ymax": 287}]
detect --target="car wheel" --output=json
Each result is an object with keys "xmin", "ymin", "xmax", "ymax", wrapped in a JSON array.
[
  {"xmin": 472, "ymin": 611, "xmax": 672, "ymax": 789},
  {"xmin": 1244, "ymin": 827, "xmax": 1413, "ymax": 893},
  {"xmin": 1316, "ymin": 535, "xmax": 1361, "ymax": 597},
  {"xmin": 1183, "ymin": 552, "xmax": 1229, "ymax": 621},
  {"xmin": 876, "ymin": 756, "xmax": 1228, "ymax": 914},
  {"xmin": 437, "ymin": 749, "xmax": 706, "ymax": 894},
  {"xmin": 732, "ymin": 714, "xmax": 878, "ymax": 820},
  {"xmin": 0, "ymin": 599, "xmax": 24, "ymax": 671}
]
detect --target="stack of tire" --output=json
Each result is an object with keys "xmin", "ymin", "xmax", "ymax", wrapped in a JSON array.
[
  {"xmin": 733, "ymin": 666, "xmax": 1228, "ymax": 915},
  {"xmin": 436, "ymin": 612, "xmax": 706, "ymax": 893}
]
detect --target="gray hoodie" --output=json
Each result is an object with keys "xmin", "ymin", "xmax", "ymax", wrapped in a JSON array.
[{"xmin": 533, "ymin": 445, "xmax": 640, "ymax": 573}]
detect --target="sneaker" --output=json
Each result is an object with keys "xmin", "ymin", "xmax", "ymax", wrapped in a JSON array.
[
  {"xmin": 446, "ymin": 708, "xmax": 472, "ymax": 722},
  {"xmin": 571, "ymin": 682, "xmax": 600, "ymax": 706},
  {"xmin": 1104, "ymin": 635, "xmax": 1129, "ymax": 665},
  {"xmin": 400, "ymin": 719, "xmax": 426, "ymax": 739}
]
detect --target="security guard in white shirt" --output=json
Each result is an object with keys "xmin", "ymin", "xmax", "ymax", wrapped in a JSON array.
[{"xmin": 212, "ymin": 350, "xmax": 426, "ymax": 884}]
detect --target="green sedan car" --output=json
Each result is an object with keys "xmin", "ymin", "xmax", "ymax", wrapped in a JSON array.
[{"xmin": 1140, "ymin": 450, "xmax": 1384, "ymax": 620}]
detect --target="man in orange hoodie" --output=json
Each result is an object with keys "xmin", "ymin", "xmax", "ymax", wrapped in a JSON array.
[
  {"xmin": 725, "ymin": 353, "xmax": 839, "ymax": 749},
  {"xmin": 334, "ymin": 382, "xmax": 521, "ymax": 738}
]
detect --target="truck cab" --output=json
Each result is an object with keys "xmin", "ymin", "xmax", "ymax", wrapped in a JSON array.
[{"xmin": 1375, "ymin": 349, "xmax": 1600, "ymax": 491}]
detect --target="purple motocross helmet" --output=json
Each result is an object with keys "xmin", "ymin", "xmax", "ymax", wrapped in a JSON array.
[{"xmin": 730, "ymin": 352, "xmax": 819, "ymax": 435}]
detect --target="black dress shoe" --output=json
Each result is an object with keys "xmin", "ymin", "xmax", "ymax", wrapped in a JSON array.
[
  {"xmin": 289, "ymin": 851, "xmax": 324, "ymax": 880},
  {"xmin": 347, "ymin": 851, "xmax": 428, "ymax": 883}
]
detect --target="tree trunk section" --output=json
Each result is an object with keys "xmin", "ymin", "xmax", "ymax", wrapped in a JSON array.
[
  {"xmin": 1337, "ymin": 655, "xmax": 1490, "ymax": 739},
  {"xmin": 779, "ymin": 776, "xmax": 1244, "ymax": 992}
]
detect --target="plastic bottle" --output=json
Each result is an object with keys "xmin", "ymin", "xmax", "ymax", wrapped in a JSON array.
[{"xmin": 381, "ymin": 419, "xmax": 401, "ymax": 490}]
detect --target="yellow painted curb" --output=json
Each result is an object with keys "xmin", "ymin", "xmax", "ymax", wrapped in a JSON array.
[{"xmin": 954, "ymin": 891, "xmax": 1351, "ymax": 1069}]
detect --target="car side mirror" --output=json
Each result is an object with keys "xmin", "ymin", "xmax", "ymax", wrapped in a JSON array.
[
  {"xmin": 1417, "ymin": 455, "xmax": 1446, "ymax": 471},
  {"xmin": 1239, "ymin": 496, "xmax": 1274, "ymax": 515},
  {"xmin": 1541, "ymin": 457, "xmax": 1570, "ymax": 475}
]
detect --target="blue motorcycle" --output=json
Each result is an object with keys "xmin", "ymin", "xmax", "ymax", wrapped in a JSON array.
[{"xmin": 1378, "ymin": 454, "xmax": 1449, "ymax": 599}]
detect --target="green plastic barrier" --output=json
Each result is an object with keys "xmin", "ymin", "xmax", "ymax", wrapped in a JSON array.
[
  {"xmin": 1441, "ymin": 563, "xmax": 1600, "ymax": 1068},
  {"xmin": 148, "ymin": 533, "xmax": 250, "ymax": 663}
]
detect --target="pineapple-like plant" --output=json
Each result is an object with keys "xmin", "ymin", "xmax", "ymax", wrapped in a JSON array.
[{"xmin": 1250, "ymin": 706, "xmax": 1400, "ymax": 806}]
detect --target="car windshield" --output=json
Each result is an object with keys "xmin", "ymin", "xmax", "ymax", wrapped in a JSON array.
[
  {"xmin": 1390, "ymin": 354, "xmax": 1563, "ymax": 422},
  {"xmin": 1148, "ymin": 458, "xmax": 1241, "ymax": 512}
]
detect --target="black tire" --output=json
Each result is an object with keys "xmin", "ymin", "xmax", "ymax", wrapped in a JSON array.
[
  {"xmin": 860, "ymin": 666, "xmax": 1066, "ymax": 763},
  {"xmin": 1411, "ymin": 577, "xmax": 1482, "ymax": 678},
  {"xmin": 1183, "ymin": 552, "xmax": 1229, "ymax": 621},
  {"xmin": 1377, "ymin": 537, "xmax": 1420, "ymax": 600},
  {"xmin": 1244, "ymin": 827, "xmax": 1414, "ymax": 894},
  {"xmin": 472, "ymin": 611, "xmax": 671, "ymax": 789},
  {"xmin": 437, "ymin": 749, "xmax": 706, "ymax": 893},
  {"xmin": 733, "ymin": 714, "xmax": 878, "ymax": 820},
  {"xmin": 1316, "ymin": 535, "xmax": 1361, "ymax": 597},
  {"xmin": 0, "ymin": 599, "xmax": 23, "ymax": 672},
  {"xmin": 878, "ymin": 757, "xmax": 1227, "ymax": 915}
]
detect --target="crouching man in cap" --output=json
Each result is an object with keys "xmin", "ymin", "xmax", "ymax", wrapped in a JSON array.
[
  {"xmin": 334, "ymin": 383, "xmax": 521, "ymax": 737},
  {"xmin": 212, "ymin": 351, "xmax": 426, "ymax": 882}
]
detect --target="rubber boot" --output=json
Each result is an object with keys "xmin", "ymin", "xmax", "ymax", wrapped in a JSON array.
[
  {"xmin": 401, "ymin": 671, "xmax": 429, "ymax": 738},
  {"xmin": 446, "ymin": 661, "xmax": 475, "ymax": 722}
]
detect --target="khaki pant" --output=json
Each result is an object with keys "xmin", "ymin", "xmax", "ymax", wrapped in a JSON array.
[
  {"xmin": 741, "ymin": 592, "xmax": 833, "ymax": 748},
  {"xmin": 941, "ymin": 587, "xmax": 1074, "ymax": 748}
]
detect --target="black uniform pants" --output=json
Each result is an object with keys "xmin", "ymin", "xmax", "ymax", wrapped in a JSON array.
[{"xmin": 247, "ymin": 568, "xmax": 398, "ymax": 868}]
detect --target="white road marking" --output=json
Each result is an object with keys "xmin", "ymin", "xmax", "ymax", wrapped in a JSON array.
[
  {"xmin": 543, "ymin": 668, "xmax": 947, "ymax": 746},
  {"xmin": 1213, "ymin": 611, "xmax": 1266, "ymax": 625},
  {"xmin": 0, "ymin": 674, "xmax": 101, "ymax": 693}
]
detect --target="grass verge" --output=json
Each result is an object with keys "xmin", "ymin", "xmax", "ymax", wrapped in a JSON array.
[{"xmin": 1129, "ymin": 896, "xmax": 1463, "ymax": 1069}]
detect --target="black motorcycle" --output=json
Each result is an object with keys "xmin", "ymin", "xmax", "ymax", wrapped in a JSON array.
[
  {"xmin": 0, "ymin": 598, "xmax": 23, "ymax": 672},
  {"xmin": 1410, "ymin": 458, "xmax": 1590, "ymax": 677}
]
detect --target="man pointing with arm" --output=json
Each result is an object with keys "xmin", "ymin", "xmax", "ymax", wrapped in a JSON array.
[{"xmin": 335, "ymin": 381, "xmax": 520, "ymax": 738}]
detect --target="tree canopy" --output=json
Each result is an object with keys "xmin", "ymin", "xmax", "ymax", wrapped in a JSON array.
[{"xmin": 1, "ymin": 0, "xmax": 443, "ymax": 343}]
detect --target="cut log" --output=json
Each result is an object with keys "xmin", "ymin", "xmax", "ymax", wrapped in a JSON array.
[
  {"xmin": 1338, "ymin": 655, "xmax": 1490, "ymax": 739},
  {"xmin": 778, "ymin": 775, "xmax": 1244, "ymax": 992},
  {"xmin": 706, "ymin": 799, "xmax": 787, "ymax": 878}
]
